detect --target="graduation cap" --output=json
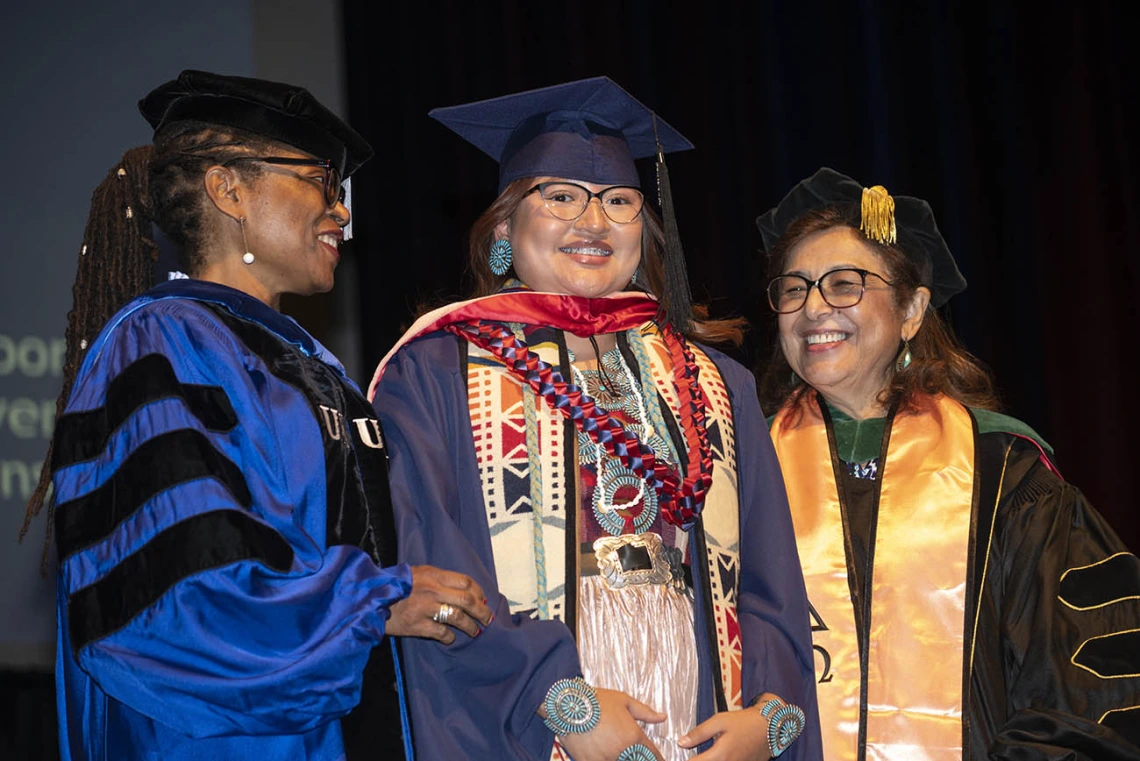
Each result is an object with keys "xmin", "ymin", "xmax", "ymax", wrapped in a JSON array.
[
  {"xmin": 756, "ymin": 167, "xmax": 967, "ymax": 306},
  {"xmin": 429, "ymin": 76, "xmax": 692, "ymax": 192},
  {"xmin": 139, "ymin": 69, "xmax": 373, "ymax": 178},
  {"xmin": 430, "ymin": 77, "xmax": 698, "ymax": 332}
]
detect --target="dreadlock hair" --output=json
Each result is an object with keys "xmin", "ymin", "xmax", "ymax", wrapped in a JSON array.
[
  {"xmin": 21, "ymin": 123, "xmax": 277, "ymax": 563},
  {"xmin": 20, "ymin": 147, "xmax": 157, "ymax": 559},
  {"xmin": 757, "ymin": 206, "xmax": 1000, "ymax": 420},
  {"xmin": 464, "ymin": 177, "xmax": 747, "ymax": 346}
]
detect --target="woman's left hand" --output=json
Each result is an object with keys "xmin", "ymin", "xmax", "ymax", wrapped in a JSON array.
[{"xmin": 676, "ymin": 695, "xmax": 776, "ymax": 761}]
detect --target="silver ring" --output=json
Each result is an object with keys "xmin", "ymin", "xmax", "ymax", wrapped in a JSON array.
[{"xmin": 432, "ymin": 603, "xmax": 456, "ymax": 625}]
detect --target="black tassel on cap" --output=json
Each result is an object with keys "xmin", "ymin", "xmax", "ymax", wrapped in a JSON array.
[{"xmin": 653, "ymin": 114, "xmax": 694, "ymax": 335}]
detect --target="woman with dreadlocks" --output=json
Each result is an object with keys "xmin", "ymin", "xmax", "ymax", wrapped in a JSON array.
[
  {"xmin": 367, "ymin": 79, "xmax": 821, "ymax": 761},
  {"xmin": 22, "ymin": 70, "xmax": 491, "ymax": 761}
]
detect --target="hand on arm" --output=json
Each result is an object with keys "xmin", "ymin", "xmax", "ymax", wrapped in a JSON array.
[{"xmin": 386, "ymin": 565, "xmax": 494, "ymax": 644}]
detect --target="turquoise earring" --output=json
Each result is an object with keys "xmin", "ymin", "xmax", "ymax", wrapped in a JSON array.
[
  {"xmin": 489, "ymin": 238, "xmax": 512, "ymax": 276},
  {"xmin": 896, "ymin": 339, "xmax": 913, "ymax": 371}
]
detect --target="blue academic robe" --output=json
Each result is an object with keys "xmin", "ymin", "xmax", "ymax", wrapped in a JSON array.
[
  {"xmin": 52, "ymin": 280, "xmax": 413, "ymax": 761},
  {"xmin": 375, "ymin": 330, "xmax": 823, "ymax": 761}
]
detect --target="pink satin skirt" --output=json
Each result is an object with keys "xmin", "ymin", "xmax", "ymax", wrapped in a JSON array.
[{"xmin": 577, "ymin": 573, "xmax": 699, "ymax": 760}]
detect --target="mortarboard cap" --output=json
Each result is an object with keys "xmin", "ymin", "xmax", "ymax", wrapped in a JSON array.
[
  {"xmin": 429, "ymin": 76, "xmax": 693, "ymax": 193},
  {"xmin": 139, "ymin": 70, "xmax": 373, "ymax": 178},
  {"xmin": 757, "ymin": 167, "xmax": 967, "ymax": 306}
]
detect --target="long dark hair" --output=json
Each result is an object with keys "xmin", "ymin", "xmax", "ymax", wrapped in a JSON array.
[
  {"xmin": 758, "ymin": 206, "xmax": 1000, "ymax": 416},
  {"xmin": 21, "ymin": 124, "xmax": 277, "ymax": 558},
  {"xmin": 464, "ymin": 177, "xmax": 746, "ymax": 346}
]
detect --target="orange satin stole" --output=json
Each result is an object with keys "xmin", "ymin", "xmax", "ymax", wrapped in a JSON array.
[{"xmin": 771, "ymin": 393, "xmax": 974, "ymax": 761}]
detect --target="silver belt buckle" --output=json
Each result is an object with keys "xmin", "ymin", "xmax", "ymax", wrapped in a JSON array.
[{"xmin": 593, "ymin": 533, "xmax": 685, "ymax": 590}]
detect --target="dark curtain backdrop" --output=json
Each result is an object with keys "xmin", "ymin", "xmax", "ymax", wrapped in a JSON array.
[{"xmin": 343, "ymin": 0, "xmax": 1139, "ymax": 549}]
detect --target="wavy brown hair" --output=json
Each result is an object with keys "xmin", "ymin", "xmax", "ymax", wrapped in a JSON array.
[
  {"xmin": 465, "ymin": 178, "xmax": 746, "ymax": 346},
  {"xmin": 758, "ymin": 206, "xmax": 1000, "ymax": 416}
]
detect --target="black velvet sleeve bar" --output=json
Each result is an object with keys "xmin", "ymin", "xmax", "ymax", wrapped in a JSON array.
[{"xmin": 971, "ymin": 436, "xmax": 1140, "ymax": 759}]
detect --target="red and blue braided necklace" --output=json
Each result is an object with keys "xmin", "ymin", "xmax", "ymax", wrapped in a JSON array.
[{"xmin": 447, "ymin": 320, "xmax": 713, "ymax": 530}]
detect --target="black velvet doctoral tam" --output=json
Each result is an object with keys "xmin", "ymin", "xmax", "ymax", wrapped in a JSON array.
[{"xmin": 139, "ymin": 69, "xmax": 373, "ymax": 177}]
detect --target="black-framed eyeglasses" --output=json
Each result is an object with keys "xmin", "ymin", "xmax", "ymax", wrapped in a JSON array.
[
  {"xmin": 767, "ymin": 267, "xmax": 895, "ymax": 314},
  {"xmin": 223, "ymin": 156, "xmax": 345, "ymax": 208},
  {"xmin": 525, "ymin": 181, "xmax": 645, "ymax": 224}
]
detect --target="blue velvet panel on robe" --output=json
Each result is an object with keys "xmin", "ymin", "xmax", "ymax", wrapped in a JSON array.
[
  {"xmin": 375, "ymin": 330, "xmax": 823, "ymax": 761},
  {"xmin": 52, "ymin": 280, "xmax": 413, "ymax": 761}
]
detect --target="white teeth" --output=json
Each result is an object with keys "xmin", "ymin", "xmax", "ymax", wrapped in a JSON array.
[
  {"xmin": 806, "ymin": 331, "xmax": 848, "ymax": 345},
  {"xmin": 318, "ymin": 234, "xmax": 340, "ymax": 248}
]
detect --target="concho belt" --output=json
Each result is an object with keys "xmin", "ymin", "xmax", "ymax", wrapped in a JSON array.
[{"xmin": 588, "ymin": 533, "xmax": 687, "ymax": 590}]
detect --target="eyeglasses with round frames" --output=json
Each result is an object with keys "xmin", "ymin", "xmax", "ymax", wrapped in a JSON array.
[
  {"xmin": 223, "ymin": 156, "xmax": 345, "ymax": 208},
  {"xmin": 767, "ymin": 267, "xmax": 895, "ymax": 314},
  {"xmin": 525, "ymin": 181, "xmax": 645, "ymax": 224}
]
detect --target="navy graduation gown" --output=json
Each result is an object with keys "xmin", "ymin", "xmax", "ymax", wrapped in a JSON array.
[{"xmin": 375, "ymin": 330, "xmax": 822, "ymax": 761}]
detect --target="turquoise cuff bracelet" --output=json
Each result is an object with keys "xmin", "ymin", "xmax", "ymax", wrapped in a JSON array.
[
  {"xmin": 616, "ymin": 743, "xmax": 656, "ymax": 761},
  {"xmin": 542, "ymin": 677, "xmax": 600, "ymax": 736},
  {"xmin": 759, "ymin": 697, "xmax": 807, "ymax": 758}
]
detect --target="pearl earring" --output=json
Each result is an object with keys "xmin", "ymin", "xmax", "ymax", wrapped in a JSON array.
[{"xmin": 239, "ymin": 217, "xmax": 255, "ymax": 265}]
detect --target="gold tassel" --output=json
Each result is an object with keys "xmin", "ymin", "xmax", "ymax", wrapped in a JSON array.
[{"xmin": 860, "ymin": 184, "xmax": 897, "ymax": 245}]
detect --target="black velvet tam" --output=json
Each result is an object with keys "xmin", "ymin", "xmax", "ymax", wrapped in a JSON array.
[
  {"xmin": 139, "ymin": 70, "xmax": 373, "ymax": 177},
  {"xmin": 757, "ymin": 167, "xmax": 967, "ymax": 306}
]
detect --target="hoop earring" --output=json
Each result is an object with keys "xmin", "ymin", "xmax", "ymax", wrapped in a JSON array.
[
  {"xmin": 489, "ymin": 238, "xmax": 512, "ymax": 276},
  {"xmin": 896, "ymin": 339, "xmax": 912, "ymax": 372},
  {"xmin": 240, "ymin": 217, "xmax": 255, "ymax": 265}
]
